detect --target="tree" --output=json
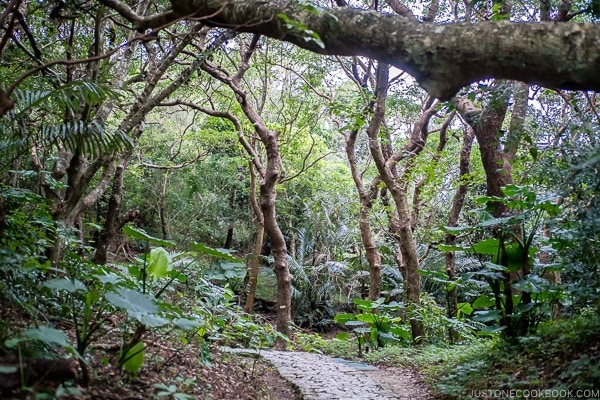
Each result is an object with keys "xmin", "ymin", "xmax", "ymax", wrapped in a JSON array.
[{"xmin": 82, "ymin": 0, "xmax": 600, "ymax": 103}]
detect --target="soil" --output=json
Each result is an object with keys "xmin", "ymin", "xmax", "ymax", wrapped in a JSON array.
[{"xmin": 0, "ymin": 329, "xmax": 300, "ymax": 400}]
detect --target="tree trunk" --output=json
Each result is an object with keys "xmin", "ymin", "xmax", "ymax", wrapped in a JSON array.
[
  {"xmin": 194, "ymin": 35, "xmax": 292, "ymax": 337},
  {"xmin": 260, "ymin": 135, "xmax": 292, "ymax": 339},
  {"xmin": 244, "ymin": 163, "xmax": 265, "ymax": 313},
  {"xmin": 92, "ymin": 154, "xmax": 131, "ymax": 264},
  {"xmin": 159, "ymin": 172, "xmax": 170, "ymax": 240},
  {"xmin": 455, "ymin": 81, "xmax": 532, "ymax": 336},
  {"xmin": 366, "ymin": 64, "xmax": 425, "ymax": 342},
  {"xmin": 244, "ymin": 223, "xmax": 264, "ymax": 313},
  {"xmin": 444, "ymin": 126, "xmax": 474, "ymax": 342},
  {"xmin": 223, "ymin": 187, "xmax": 236, "ymax": 248},
  {"xmin": 344, "ymin": 128, "xmax": 382, "ymax": 300}
]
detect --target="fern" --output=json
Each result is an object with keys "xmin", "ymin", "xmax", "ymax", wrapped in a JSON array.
[
  {"xmin": 11, "ymin": 81, "xmax": 121, "ymax": 116},
  {"xmin": 2, "ymin": 83, "xmax": 131, "ymax": 158},
  {"xmin": 40, "ymin": 120, "xmax": 133, "ymax": 157}
]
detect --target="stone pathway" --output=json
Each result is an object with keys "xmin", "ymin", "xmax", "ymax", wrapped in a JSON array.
[{"xmin": 223, "ymin": 348, "xmax": 432, "ymax": 400}]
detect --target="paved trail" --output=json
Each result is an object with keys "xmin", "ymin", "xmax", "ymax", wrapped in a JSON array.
[{"xmin": 224, "ymin": 348, "xmax": 432, "ymax": 400}]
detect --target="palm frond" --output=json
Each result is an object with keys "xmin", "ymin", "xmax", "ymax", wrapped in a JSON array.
[
  {"xmin": 12, "ymin": 81, "xmax": 121, "ymax": 116},
  {"xmin": 287, "ymin": 255, "xmax": 309, "ymax": 287},
  {"xmin": 382, "ymin": 264, "xmax": 403, "ymax": 283},
  {"xmin": 40, "ymin": 120, "xmax": 133, "ymax": 157},
  {"xmin": 323, "ymin": 260, "xmax": 348, "ymax": 274}
]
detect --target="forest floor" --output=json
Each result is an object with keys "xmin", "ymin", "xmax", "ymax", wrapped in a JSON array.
[
  {"xmin": 1, "ymin": 326, "xmax": 431, "ymax": 399},
  {"xmin": 1, "ymin": 330, "xmax": 299, "ymax": 399}
]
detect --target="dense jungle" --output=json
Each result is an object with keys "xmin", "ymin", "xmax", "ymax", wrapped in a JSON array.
[{"xmin": 0, "ymin": 0, "xmax": 599, "ymax": 398}]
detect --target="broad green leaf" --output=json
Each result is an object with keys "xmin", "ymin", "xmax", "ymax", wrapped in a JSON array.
[
  {"xmin": 478, "ymin": 325, "xmax": 506, "ymax": 336},
  {"xmin": 123, "ymin": 225, "xmax": 175, "ymax": 247},
  {"xmin": 473, "ymin": 295, "xmax": 496, "ymax": 309},
  {"xmin": 42, "ymin": 278, "xmax": 87, "ymax": 293},
  {"xmin": 335, "ymin": 332, "xmax": 350, "ymax": 341},
  {"xmin": 356, "ymin": 313, "xmax": 377, "ymax": 324},
  {"xmin": 5, "ymin": 326, "xmax": 72, "ymax": 349},
  {"xmin": 344, "ymin": 320, "xmax": 365, "ymax": 327},
  {"xmin": 148, "ymin": 247, "xmax": 170, "ymax": 279},
  {"xmin": 191, "ymin": 242, "xmax": 242, "ymax": 263},
  {"xmin": 457, "ymin": 302, "xmax": 474, "ymax": 316},
  {"xmin": 105, "ymin": 288, "xmax": 159, "ymax": 315},
  {"xmin": 516, "ymin": 302, "xmax": 536, "ymax": 313},
  {"xmin": 122, "ymin": 341, "xmax": 145, "ymax": 373},
  {"xmin": 137, "ymin": 313, "xmax": 168, "ymax": 328},
  {"xmin": 95, "ymin": 271, "xmax": 123, "ymax": 285},
  {"xmin": 173, "ymin": 318, "xmax": 202, "ymax": 330},
  {"xmin": 378, "ymin": 331, "xmax": 399, "ymax": 343},
  {"xmin": 483, "ymin": 261, "xmax": 507, "ymax": 271},
  {"xmin": 512, "ymin": 275, "xmax": 546, "ymax": 294},
  {"xmin": 353, "ymin": 327, "xmax": 371, "ymax": 335},
  {"xmin": 474, "ymin": 269, "xmax": 505, "ymax": 280},
  {"xmin": 472, "ymin": 238, "xmax": 500, "ymax": 255},
  {"xmin": 472, "ymin": 310, "xmax": 502, "ymax": 323},
  {"xmin": 353, "ymin": 298, "xmax": 383, "ymax": 311},
  {"xmin": 334, "ymin": 313, "xmax": 355, "ymax": 324},
  {"xmin": 388, "ymin": 325, "xmax": 411, "ymax": 340},
  {"xmin": 0, "ymin": 365, "xmax": 18, "ymax": 374}
]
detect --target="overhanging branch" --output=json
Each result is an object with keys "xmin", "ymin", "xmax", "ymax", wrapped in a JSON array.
[{"xmin": 98, "ymin": 0, "xmax": 600, "ymax": 99}]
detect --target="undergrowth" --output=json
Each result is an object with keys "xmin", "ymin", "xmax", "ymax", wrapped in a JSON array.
[
  {"xmin": 322, "ymin": 311, "xmax": 599, "ymax": 400},
  {"xmin": 430, "ymin": 311, "xmax": 600, "ymax": 399}
]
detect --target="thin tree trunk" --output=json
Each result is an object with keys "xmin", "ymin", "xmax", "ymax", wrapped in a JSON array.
[
  {"xmin": 223, "ymin": 187, "xmax": 236, "ymax": 248},
  {"xmin": 260, "ymin": 139, "xmax": 292, "ymax": 339},
  {"xmin": 244, "ymin": 163, "xmax": 265, "ymax": 313},
  {"xmin": 366, "ymin": 64, "xmax": 425, "ymax": 342},
  {"xmin": 444, "ymin": 126, "xmax": 474, "ymax": 342},
  {"xmin": 159, "ymin": 172, "xmax": 170, "ymax": 240},
  {"xmin": 92, "ymin": 154, "xmax": 130, "ymax": 264},
  {"xmin": 344, "ymin": 128, "xmax": 382, "ymax": 300}
]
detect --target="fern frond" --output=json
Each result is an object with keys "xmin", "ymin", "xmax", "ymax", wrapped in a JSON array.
[
  {"xmin": 287, "ymin": 255, "xmax": 309, "ymax": 287},
  {"xmin": 12, "ymin": 81, "xmax": 121, "ymax": 116},
  {"xmin": 382, "ymin": 264, "xmax": 403, "ymax": 283},
  {"xmin": 39, "ymin": 120, "xmax": 133, "ymax": 157}
]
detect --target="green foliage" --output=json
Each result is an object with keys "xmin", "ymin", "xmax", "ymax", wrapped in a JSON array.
[
  {"xmin": 288, "ymin": 256, "xmax": 349, "ymax": 329},
  {"xmin": 291, "ymin": 328, "xmax": 327, "ymax": 353},
  {"xmin": 431, "ymin": 312, "xmax": 600, "ymax": 399},
  {"xmin": 439, "ymin": 185, "xmax": 564, "ymax": 336},
  {"xmin": 413, "ymin": 294, "xmax": 481, "ymax": 344},
  {"xmin": 153, "ymin": 382, "xmax": 195, "ymax": 400},
  {"xmin": 124, "ymin": 225, "xmax": 176, "ymax": 248},
  {"xmin": 334, "ymin": 298, "xmax": 411, "ymax": 355},
  {"xmin": 121, "ymin": 341, "xmax": 146, "ymax": 374},
  {"xmin": 277, "ymin": 13, "xmax": 325, "ymax": 49},
  {"xmin": 1, "ymin": 83, "xmax": 132, "ymax": 159}
]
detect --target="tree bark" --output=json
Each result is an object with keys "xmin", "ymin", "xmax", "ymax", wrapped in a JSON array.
[
  {"xmin": 244, "ymin": 163, "xmax": 265, "ymax": 313},
  {"xmin": 454, "ymin": 87, "xmax": 511, "ymax": 209},
  {"xmin": 223, "ymin": 187, "xmax": 236, "ymax": 248},
  {"xmin": 344, "ymin": 129, "xmax": 382, "ymax": 301},
  {"xmin": 454, "ymin": 81, "xmax": 532, "ymax": 336},
  {"xmin": 366, "ymin": 63, "xmax": 425, "ymax": 342},
  {"xmin": 198, "ymin": 35, "xmax": 292, "ymax": 337},
  {"xmin": 95, "ymin": 0, "xmax": 600, "ymax": 100},
  {"xmin": 260, "ymin": 142, "xmax": 292, "ymax": 338},
  {"xmin": 444, "ymin": 126, "xmax": 474, "ymax": 342},
  {"xmin": 92, "ymin": 152, "xmax": 137, "ymax": 264}
]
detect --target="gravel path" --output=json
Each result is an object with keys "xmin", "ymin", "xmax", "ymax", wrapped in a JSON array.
[{"xmin": 223, "ymin": 348, "xmax": 432, "ymax": 400}]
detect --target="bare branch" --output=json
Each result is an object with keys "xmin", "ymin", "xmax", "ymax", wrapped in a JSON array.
[{"xmin": 163, "ymin": 100, "xmax": 266, "ymax": 177}]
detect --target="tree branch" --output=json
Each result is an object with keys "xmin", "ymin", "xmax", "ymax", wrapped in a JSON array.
[{"xmin": 97, "ymin": 0, "xmax": 600, "ymax": 98}]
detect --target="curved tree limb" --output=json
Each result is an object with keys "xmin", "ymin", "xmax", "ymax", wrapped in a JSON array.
[{"xmin": 100, "ymin": 0, "xmax": 600, "ymax": 99}]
